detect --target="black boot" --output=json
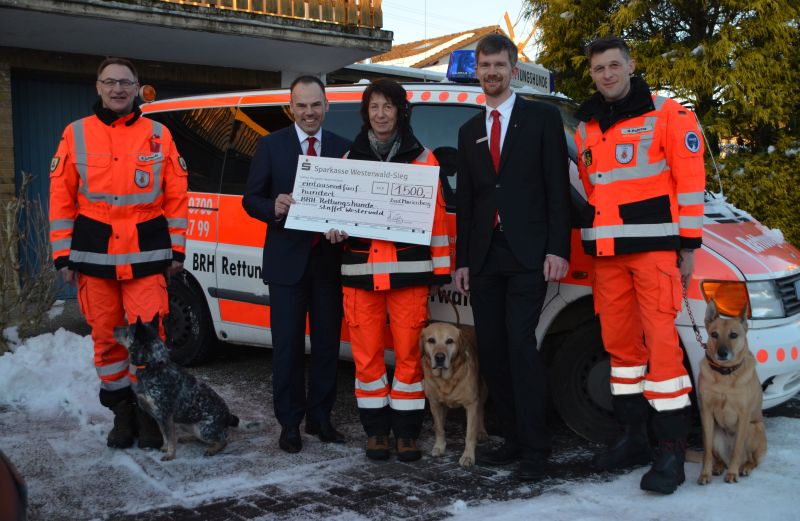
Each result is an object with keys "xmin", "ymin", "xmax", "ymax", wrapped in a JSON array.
[
  {"xmin": 640, "ymin": 409, "xmax": 689, "ymax": 494},
  {"xmin": 135, "ymin": 404, "xmax": 164, "ymax": 449},
  {"xmin": 592, "ymin": 423, "xmax": 651, "ymax": 470},
  {"xmin": 592, "ymin": 394, "xmax": 651, "ymax": 471},
  {"xmin": 100, "ymin": 388, "xmax": 136, "ymax": 449}
]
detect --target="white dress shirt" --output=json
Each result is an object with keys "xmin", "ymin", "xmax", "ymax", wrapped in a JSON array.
[{"xmin": 294, "ymin": 124, "xmax": 322, "ymax": 155}]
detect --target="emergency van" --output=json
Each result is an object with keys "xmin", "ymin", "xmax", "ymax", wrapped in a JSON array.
[{"xmin": 141, "ymin": 82, "xmax": 800, "ymax": 443}]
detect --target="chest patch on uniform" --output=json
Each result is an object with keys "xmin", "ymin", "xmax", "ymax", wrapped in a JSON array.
[
  {"xmin": 138, "ymin": 152, "xmax": 163, "ymax": 162},
  {"xmin": 50, "ymin": 156, "xmax": 60, "ymax": 172},
  {"xmin": 134, "ymin": 169, "xmax": 150, "ymax": 188},
  {"xmin": 685, "ymin": 131, "xmax": 701, "ymax": 153},
  {"xmin": 178, "ymin": 156, "xmax": 188, "ymax": 172},
  {"xmin": 621, "ymin": 125, "xmax": 653, "ymax": 135},
  {"xmin": 616, "ymin": 144, "xmax": 634, "ymax": 164},
  {"xmin": 582, "ymin": 149, "xmax": 593, "ymax": 167}
]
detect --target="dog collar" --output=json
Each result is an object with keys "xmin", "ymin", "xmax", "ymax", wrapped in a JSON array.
[{"xmin": 705, "ymin": 353, "xmax": 743, "ymax": 375}]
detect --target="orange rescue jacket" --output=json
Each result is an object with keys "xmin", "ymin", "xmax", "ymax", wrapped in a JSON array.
[
  {"xmin": 49, "ymin": 104, "xmax": 188, "ymax": 280},
  {"xmin": 575, "ymin": 86, "xmax": 705, "ymax": 257}
]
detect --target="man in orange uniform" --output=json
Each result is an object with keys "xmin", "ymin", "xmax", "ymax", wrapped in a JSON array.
[
  {"xmin": 574, "ymin": 36, "xmax": 705, "ymax": 494},
  {"xmin": 49, "ymin": 58, "xmax": 188, "ymax": 449}
]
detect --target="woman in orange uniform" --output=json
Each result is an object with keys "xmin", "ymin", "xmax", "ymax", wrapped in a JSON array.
[{"xmin": 330, "ymin": 79, "xmax": 451, "ymax": 461}]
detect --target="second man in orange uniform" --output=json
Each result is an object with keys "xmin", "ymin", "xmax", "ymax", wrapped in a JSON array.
[{"xmin": 575, "ymin": 36, "xmax": 706, "ymax": 494}]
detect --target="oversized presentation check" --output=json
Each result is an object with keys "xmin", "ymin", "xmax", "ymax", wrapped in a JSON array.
[{"xmin": 285, "ymin": 155, "xmax": 440, "ymax": 246}]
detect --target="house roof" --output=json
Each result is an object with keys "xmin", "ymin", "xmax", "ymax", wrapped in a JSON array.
[{"xmin": 372, "ymin": 25, "xmax": 502, "ymax": 68}]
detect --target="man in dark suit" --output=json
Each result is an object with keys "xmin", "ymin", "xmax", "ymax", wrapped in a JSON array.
[
  {"xmin": 455, "ymin": 34, "xmax": 571, "ymax": 481},
  {"xmin": 243, "ymin": 76, "xmax": 351, "ymax": 453}
]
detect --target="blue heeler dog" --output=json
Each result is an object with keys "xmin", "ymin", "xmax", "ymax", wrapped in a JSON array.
[{"xmin": 114, "ymin": 315, "xmax": 239, "ymax": 460}]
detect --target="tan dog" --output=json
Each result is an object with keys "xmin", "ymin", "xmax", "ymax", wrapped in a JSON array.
[
  {"xmin": 697, "ymin": 300, "xmax": 767, "ymax": 484},
  {"xmin": 420, "ymin": 322, "xmax": 488, "ymax": 467}
]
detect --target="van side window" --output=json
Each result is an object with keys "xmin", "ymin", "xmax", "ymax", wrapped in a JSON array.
[
  {"xmin": 149, "ymin": 108, "xmax": 234, "ymax": 194},
  {"xmin": 220, "ymin": 103, "xmax": 361, "ymax": 195},
  {"xmin": 317, "ymin": 103, "xmax": 362, "ymax": 144},
  {"xmin": 409, "ymin": 104, "xmax": 483, "ymax": 210},
  {"xmin": 218, "ymin": 106, "xmax": 291, "ymax": 196}
]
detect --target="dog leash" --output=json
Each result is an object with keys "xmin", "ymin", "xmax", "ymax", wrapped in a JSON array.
[{"xmin": 682, "ymin": 283, "xmax": 707, "ymax": 350}]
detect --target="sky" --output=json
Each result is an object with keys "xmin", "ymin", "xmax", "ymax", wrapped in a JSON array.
[
  {"xmin": 381, "ymin": 0, "xmax": 536, "ymax": 50},
  {"xmin": 2, "ymin": 317, "xmax": 799, "ymax": 520}
]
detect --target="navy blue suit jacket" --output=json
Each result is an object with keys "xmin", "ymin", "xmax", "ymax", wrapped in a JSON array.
[{"xmin": 242, "ymin": 126, "xmax": 352, "ymax": 285}]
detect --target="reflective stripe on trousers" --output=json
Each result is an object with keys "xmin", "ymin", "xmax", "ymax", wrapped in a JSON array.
[
  {"xmin": 593, "ymin": 251, "xmax": 692, "ymax": 411},
  {"xmin": 345, "ymin": 286, "xmax": 428, "ymax": 411},
  {"xmin": 76, "ymin": 273, "xmax": 169, "ymax": 388}
]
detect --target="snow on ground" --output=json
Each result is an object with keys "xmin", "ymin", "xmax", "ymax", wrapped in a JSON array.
[
  {"xmin": 1, "ymin": 330, "xmax": 799, "ymax": 521},
  {"xmin": 449, "ymin": 417, "xmax": 800, "ymax": 520}
]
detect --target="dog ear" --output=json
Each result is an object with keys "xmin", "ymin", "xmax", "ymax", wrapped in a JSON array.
[
  {"xmin": 704, "ymin": 299, "xmax": 719, "ymax": 325},
  {"xmin": 149, "ymin": 313, "xmax": 160, "ymax": 330}
]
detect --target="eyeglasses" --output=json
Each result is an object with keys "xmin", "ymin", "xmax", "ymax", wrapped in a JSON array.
[{"xmin": 97, "ymin": 78, "xmax": 137, "ymax": 88}]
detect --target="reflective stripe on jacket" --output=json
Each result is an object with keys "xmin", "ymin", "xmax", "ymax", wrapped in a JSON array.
[
  {"xmin": 341, "ymin": 147, "xmax": 451, "ymax": 291},
  {"xmin": 49, "ymin": 112, "xmax": 188, "ymax": 280},
  {"xmin": 575, "ymin": 95, "xmax": 705, "ymax": 257}
]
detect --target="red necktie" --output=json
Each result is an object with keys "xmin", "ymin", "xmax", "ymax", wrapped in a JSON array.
[
  {"xmin": 490, "ymin": 110, "xmax": 501, "ymax": 173},
  {"xmin": 306, "ymin": 136, "xmax": 317, "ymax": 156},
  {"xmin": 306, "ymin": 136, "xmax": 321, "ymax": 246},
  {"xmin": 490, "ymin": 110, "xmax": 501, "ymax": 228}
]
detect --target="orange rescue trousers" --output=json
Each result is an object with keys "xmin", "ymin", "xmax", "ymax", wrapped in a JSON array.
[
  {"xmin": 343, "ymin": 286, "xmax": 428, "ymax": 437},
  {"xmin": 593, "ymin": 251, "xmax": 692, "ymax": 412},
  {"xmin": 76, "ymin": 273, "xmax": 168, "ymax": 391}
]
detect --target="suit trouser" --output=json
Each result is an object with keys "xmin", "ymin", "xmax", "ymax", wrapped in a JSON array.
[
  {"xmin": 343, "ymin": 285, "xmax": 428, "ymax": 438},
  {"xmin": 469, "ymin": 231, "xmax": 550, "ymax": 456},
  {"xmin": 76, "ymin": 273, "xmax": 168, "ymax": 393},
  {"xmin": 268, "ymin": 248, "xmax": 343, "ymax": 429},
  {"xmin": 592, "ymin": 251, "xmax": 692, "ymax": 412}
]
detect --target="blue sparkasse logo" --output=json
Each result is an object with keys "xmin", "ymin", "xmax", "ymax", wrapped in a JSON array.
[
  {"xmin": 685, "ymin": 131, "xmax": 700, "ymax": 153},
  {"xmin": 301, "ymin": 160, "xmax": 311, "ymax": 171}
]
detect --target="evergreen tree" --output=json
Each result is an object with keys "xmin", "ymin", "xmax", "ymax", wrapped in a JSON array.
[{"xmin": 527, "ymin": 0, "xmax": 800, "ymax": 244}]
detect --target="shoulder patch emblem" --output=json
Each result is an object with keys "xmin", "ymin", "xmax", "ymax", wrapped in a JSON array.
[
  {"xmin": 178, "ymin": 156, "xmax": 188, "ymax": 172},
  {"xmin": 582, "ymin": 149, "xmax": 592, "ymax": 167},
  {"xmin": 50, "ymin": 156, "xmax": 60, "ymax": 172},
  {"xmin": 616, "ymin": 144, "xmax": 634, "ymax": 164},
  {"xmin": 134, "ymin": 169, "xmax": 150, "ymax": 188},
  {"xmin": 685, "ymin": 131, "xmax": 701, "ymax": 153}
]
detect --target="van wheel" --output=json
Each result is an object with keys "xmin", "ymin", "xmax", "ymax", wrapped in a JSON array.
[
  {"xmin": 165, "ymin": 274, "xmax": 216, "ymax": 366},
  {"xmin": 549, "ymin": 318, "xmax": 618, "ymax": 443}
]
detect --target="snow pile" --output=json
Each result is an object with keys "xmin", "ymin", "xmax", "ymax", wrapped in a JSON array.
[{"xmin": 0, "ymin": 327, "xmax": 103, "ymax": 419}]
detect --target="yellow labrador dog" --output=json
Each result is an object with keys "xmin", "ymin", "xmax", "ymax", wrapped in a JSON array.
[
  {"xmin": 697, "ymin": 300, "xmax": 767, "ymax": 484},
  {"xmin": 420, "ymin": 322, "xmax": 488, "ymax": 467}
]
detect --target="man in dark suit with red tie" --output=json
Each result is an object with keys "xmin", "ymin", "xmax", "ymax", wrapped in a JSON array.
[
  {"xmin": 243, "ymin": 76, "xmax": 351, "ymax": 453},
  {"xmin": 454, "ymin": 34, "xmax": 571, "ymax": 481}
]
